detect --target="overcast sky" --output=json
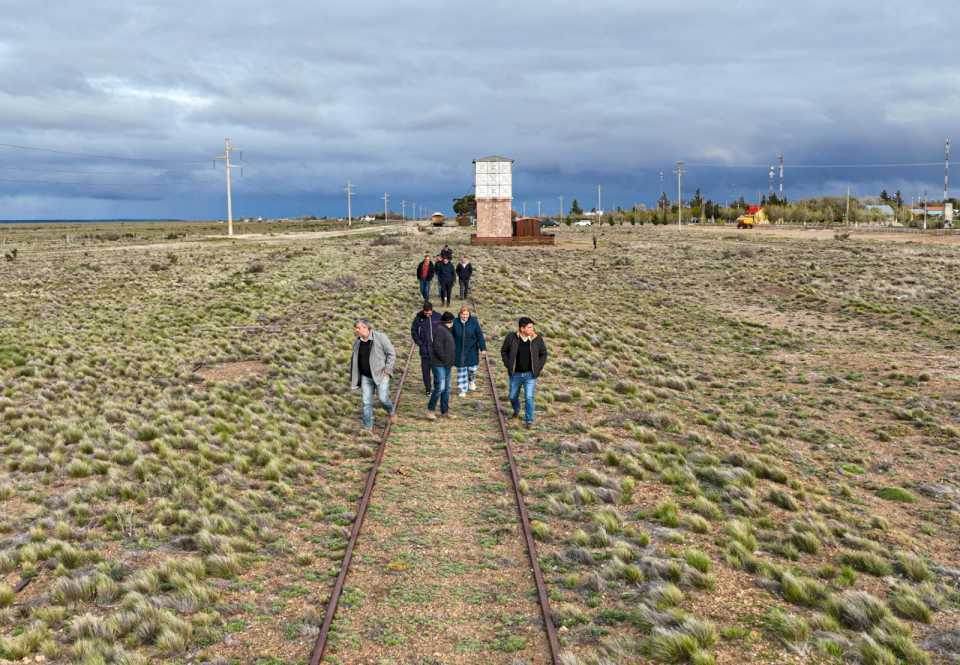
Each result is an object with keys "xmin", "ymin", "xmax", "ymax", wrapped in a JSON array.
[{"xmin": 0, "ymin": 0, "xmax": 956, "ymax": 219}]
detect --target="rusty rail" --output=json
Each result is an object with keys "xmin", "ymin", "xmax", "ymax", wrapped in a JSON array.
[
  {"xmin": 309, "ymin": 314, "xmax": 560, "ymax": 664},
  {"xmin": 308, "ymin": 342, "xmax": 415, "ymax": 665},
  {"xmin": 481, "ymin": 351, "xmax": 562, "ymax": 665}
]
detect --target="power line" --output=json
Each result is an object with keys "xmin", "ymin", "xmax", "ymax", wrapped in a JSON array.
[{"xmin": 0, "ymin": 142, "xmax": 209, "ymax": 164}]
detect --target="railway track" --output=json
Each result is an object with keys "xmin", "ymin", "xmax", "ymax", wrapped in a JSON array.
[{"xmin": 309, "ymin": 314, "xmax": 560, "ymax": 664}]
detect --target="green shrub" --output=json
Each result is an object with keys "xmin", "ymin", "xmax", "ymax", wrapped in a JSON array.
[
  {"xmin": 764, "ymin": 607, "xmax": 810, "ymax": 645},
  {"xmin": 684, "ymin": 549, "xmax": 711, "ymax": 574},
  {"xmin": 876, "ymin": 487, "xmax": 916, "ymax": 503},
  {"xmin": 840, "ymin": 550, "xmax": 893, "ymax": 577}
]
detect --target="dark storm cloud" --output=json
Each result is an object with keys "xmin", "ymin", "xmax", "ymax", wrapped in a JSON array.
[{"xmin": 0, "ymin": 0, "xmax": 955, "ymax": 218}]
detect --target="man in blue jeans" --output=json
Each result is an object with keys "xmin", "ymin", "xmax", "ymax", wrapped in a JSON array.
[
  {"xmin": 415, "ymin": 253, "xmax": 435, "ymax": 302},
  {"xmin": 426, "ymin": 312, "xmax": 456, "ymax": 420},
  {"xmin": 500, "ymin": 316, "xmax": 548, "ymax": 429},
  {"xmin": 349, "ymin": 318, "xmax": 397, "ymax": 436}
]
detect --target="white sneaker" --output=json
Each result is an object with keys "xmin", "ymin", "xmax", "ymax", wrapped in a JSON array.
[
  {"xmin": 469, "ymin": 381, "xmax": 477, "ymax": 391},
  {"xmin": 458, "ymin": 391, "xmax": 467, "ymax": 398}
]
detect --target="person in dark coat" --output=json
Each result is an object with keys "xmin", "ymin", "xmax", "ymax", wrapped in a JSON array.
[
  {"xmin": 415, "ymin": 253, "xmax": 435, "ymax": 301},
  {"xmin": 452, "ymin": 304, "xmax": 486, "ymax": 397},
  {"xmin": 434, "ymin": 256, "xmax": 455, "ymax": 307},
  {"xmin": 440, "ymin": 244, "xmax": 453, "ymax": 261},
  {"xmin": 455, "ymin": 256, "xmax": 473, "ymax": 299},
  {"xmin": 426, "ymin": 312, "xmax": 456, "ymax": 420},
  {"xmin": 500, "ymin": 316, "xmax": 548, "ymax": 428},
  {"xmin": 410, "ymin": 301, "xmax": 441, "ymax": 395}
]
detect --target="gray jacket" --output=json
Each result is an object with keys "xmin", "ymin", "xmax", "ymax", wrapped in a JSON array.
[{"xmin": 350, "ymin": 330, "xmax": 396, "ymax": 388}]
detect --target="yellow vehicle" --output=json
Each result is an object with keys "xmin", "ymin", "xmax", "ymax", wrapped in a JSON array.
[{"xmin": 736, "ymin": 206, "xmax": 769, "ymax": 229}]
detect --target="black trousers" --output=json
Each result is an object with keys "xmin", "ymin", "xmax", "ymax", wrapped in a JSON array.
[
  {"xmin": 459, "ymin": 278, "xmax": 470, "ymax": 298},
  {"xmin": 420, "ymin": 355, "xmax": 432, "ymax": 391},
  {"xmin": 438, "ymin": 281, "xmax": 453, "ymax": 303}
]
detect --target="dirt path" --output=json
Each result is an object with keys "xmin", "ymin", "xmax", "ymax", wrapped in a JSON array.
[
  {"xmin": 13, "ymin": 222, "xmax": 418, "ymax": 257},
  {"xmin": 326, "ymin": 362, "xmax": 551, "ymax": 665}
]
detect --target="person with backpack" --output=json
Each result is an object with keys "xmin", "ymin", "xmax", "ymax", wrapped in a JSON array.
[
  {"xmin": 455, "ymin": 255, "xmax": 473, "ymax": 299},
  {"xmin": 415, "ymin": 253, "xmax": 435, "ymax": 301},
  {"xmin": 500, "ymin": 316, "xmax": 548, "ymax": 429},
  {"xmin": 434, "ymin": 255, "xmax": 455, "ymax": 307},
  {"xmin": 426, "ymin": 312, "xmax": 456, "ymax": 420},
  {"xmin": 452, "ymin": 304, "xmax": 486, "ymax": 398},
  {"xmin": 410, "ymin": 300, "xmax": 441, "ymax": 395}
]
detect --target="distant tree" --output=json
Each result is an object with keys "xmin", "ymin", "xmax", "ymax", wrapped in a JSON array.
[
  {"xmin": 452, "ymin": 193, "xmax": 476, "ymax": 217},
  {"xmin": 569, "ymin": 199, "xmax": 583, "ymax": 216},
  {"xmin": 880, "ymin": 190, "xmax": 890, "ymax": 203}
]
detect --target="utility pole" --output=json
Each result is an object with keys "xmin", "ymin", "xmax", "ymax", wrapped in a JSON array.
[
  {"xmin": 768, "ymin": 165, "xmax": 775, "ymax": 197},
  {"xmin": 945, "ymin": 138, "xmax": 951, "ymax": 203},
  {"xmin": 537, "ymin": 200, "xmax": 541, "ymax": 217},
  {"xmin": 345, "ymin": 180, "xmax": 355, "ymax": 227},
  {"xmin": 674, "ymin": 161, "xmax": 685, "ymax": 227},
  {"xmin": 778, "ymin": 153, "xmax": 784, "ymax": 198},
  {"xmin": 923, "ymin": 190, "xmax": 928, "ymax": 230},
  {"xmin": 597, "ymin": 184, "xmax": 602, "ymax": 222},
  {"xmin": 214, "ymin": 138, "xmax": 241, "ymax": 236},
  {"xmin": 401, "ymin": 200, "xmax": 406, "ymax": 222},
  {"xmin": 845, "ymin": 186, "xmax": 851, "ymax": 226},
  {"xmin": 383, "ymin": 192, "xmax": 389, "ymax": 222},
  {"xmin": 559, "ymin": 196, "xmax": 564, "ymax": 224},
  {"xmin": 659, "ymin": 170, "xmax": 664, "ymax": 219},
  {"xmin": 522, "ymin": 201, "xmax": 527, "ymax": 217}
]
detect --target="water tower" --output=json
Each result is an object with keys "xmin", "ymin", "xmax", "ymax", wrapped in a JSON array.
[{"xmin": 472, "ymin": 156, "xmax": 514, "ymax": 242}]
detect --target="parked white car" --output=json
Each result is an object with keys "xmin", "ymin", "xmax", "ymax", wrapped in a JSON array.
[{"xmin": 574, "ymin": 219, "xmax": 592, "ymax": 227}]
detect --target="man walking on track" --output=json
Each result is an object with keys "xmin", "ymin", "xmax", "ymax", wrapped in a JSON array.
[
  {"xmin": 500, "ymin": 316, "xmax": 548, "ymax": 429},
  {"xmin": 452, "ymin": 304, "xmax": 486, "ymax": 398},
  {"xmin": 426, "ymin": 312, "xmax": 456, "ymax": 420},
  {"xmin": 415, "ymin": 253, "xmax": 435, "ymax": 301},
  {"xmin": 435, "ymin": 255, "xmax": 455, "ymax": 307},
  {"xmin": 350, "ymin": 318, "xmax": 397, "ymax": 436},
  {"xmin": 455, "ymin": 255, "xmax": 473, "ymax": 300},
  {"xmin": 411, "ymin": 301, "xmax": 441, "ymax": 395}
]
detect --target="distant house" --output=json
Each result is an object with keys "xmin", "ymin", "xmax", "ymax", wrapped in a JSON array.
[
  {"xmin": 360, "ymin": 215, "xmax": 376, "ymax": 222},
  {"xmin": 431, "ymin": 212, "xmax": 446, "ymax": 223},
  {"xmin": 583, "ymin": 210, "xmax": 604, "ymax": 218}
]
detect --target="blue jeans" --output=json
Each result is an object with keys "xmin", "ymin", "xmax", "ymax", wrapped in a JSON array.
[
  {"xmin": 508, "ymin": 372, "xmax": 537, "ymax": 424},
  {"xmin": 360, "ymin": 375, "xmax": 395, "ymax": 430},
  {"xmin": 427, "ymin": 365, "xmax": 451, "ymax": 414},
  {"xmin": 419, "ymin": 279, "xmax": 432, "ymax": 301}
]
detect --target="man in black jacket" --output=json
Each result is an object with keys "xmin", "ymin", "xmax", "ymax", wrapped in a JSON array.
[
  {"xmin": 415, "ymin": 254, "xmax": 435, "ymax": 301},
  {"xmin": 427, "ymin": 312, "xmax": 456, "ymax": 420},
  {"xmin": 410, "ymin": 301, "xmax": 441, "ymax": 395},
  {"xmin": 500, "ymin": 316, "xmax": 548, "ymax": 428},
  {"xmin": 434, "ymin": 256, "xmax": 456, "ymax": 307},
  {"xmin": 440, "ymin": 244, "xmax": 453, "ymax": 261},
  {"xmin": 455, "ymin": 256, "xmax": 473, "ymax": 299}
]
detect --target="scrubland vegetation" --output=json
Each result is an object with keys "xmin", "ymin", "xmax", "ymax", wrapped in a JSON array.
[{"xmin": 1, "ymin": 223, "xmax": 958, "ymax": 664}]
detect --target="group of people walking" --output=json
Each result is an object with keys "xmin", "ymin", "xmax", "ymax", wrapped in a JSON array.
[
  {"xmin": 416, "ymin": 244, "xmax": 473, "ymax": 306},
  {"xmin": 350, "ymin": 245, "xmax": 548, "ymax": 435}
]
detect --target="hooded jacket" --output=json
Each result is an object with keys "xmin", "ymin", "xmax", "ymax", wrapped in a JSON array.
[
  {"xmin": 452, "ymin": 315, "xmax": 486, "ymax": 367},
  {"xmin": 411, "ymin": 310, "xmax": 441, "ymax": 357},
  {"xmin": 434, "ymin": 260, "xmax": 455, "ymax": 286},
  {"xmin": 429, "ymin": 322, "xmax": 455, "ymax": 367}
]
